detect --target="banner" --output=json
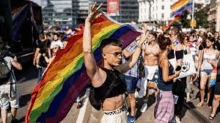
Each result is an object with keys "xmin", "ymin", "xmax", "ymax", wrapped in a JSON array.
[{"xmin": 107, "ymin": 0, "xmax": 119, "ymax": 16}]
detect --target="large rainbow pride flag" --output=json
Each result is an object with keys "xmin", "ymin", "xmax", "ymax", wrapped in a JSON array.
[
  {"xmin": 171, "ymin": 0, "xmax": 190, "ymax": 12},
  {"xmin": 171, "ymin": 1, "xmax": 192, "ymax": 17},
  {"xmin": 25, "ymin": 15, "xmax": 141, "ymax": 123}
]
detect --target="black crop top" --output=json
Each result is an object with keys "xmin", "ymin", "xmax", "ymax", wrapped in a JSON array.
[{"xmin": 93, "ymin": 68, "xmax": 125, "ymax": 102}]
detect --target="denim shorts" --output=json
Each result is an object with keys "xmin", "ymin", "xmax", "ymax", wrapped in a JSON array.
[
  {"xmin": 124, "ymin": 75, "xmax": 139, "ymax": 93},
  {"xmin": 201, "ymin": 69, "xmax": 212, "ymax": 77}
]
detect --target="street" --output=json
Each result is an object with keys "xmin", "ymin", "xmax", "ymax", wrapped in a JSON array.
[{"xmin": 0, "ymin": 66, "xmax": 215, "ymax": 123}]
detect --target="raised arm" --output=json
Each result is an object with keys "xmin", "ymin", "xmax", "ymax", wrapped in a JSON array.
[
  {"xmin": 117, "ymin": 33, "xmax": 147, "ymax": 73},
  {"xmin": 83, "ymin": 3, "xmax": 102, "ymax": 78}
]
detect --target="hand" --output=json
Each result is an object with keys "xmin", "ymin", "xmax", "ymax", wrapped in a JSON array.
[
  {"xmin": 13, "ymin": 56, "xmax": 18, "ymax": 62},
  {"xmin": 36, "ymin": 64, "xmax": 41, "ymax": 68},
  {"xmin": 174, "ymin": 71, "xmax": 181, "ymax": 77},
  {"xmin": 33, "ymin": 60, "xmax": 36, "ymax": 66},
  {"xmin": 139, "ymin": 32, "xmax": 148, "ymax": 44},
  {"xmin": 207, "ymin": 59, "xmax": 212, "ymax": 63},
  {"xmin": 86, "ymin": 2, "xmax": 102, "ymax": 23},
  {"xmin": 192, "ymin": 73, "xmax": 199, "ymax": 83}
]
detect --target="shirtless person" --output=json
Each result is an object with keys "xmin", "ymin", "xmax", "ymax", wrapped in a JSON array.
[
  {"xmin": 139, "ymin": 31, "xmax": 161, "ymax": 112},
  {"xmin": 83, "ymin": 3, "xmax": 146, "ymax": 123}
]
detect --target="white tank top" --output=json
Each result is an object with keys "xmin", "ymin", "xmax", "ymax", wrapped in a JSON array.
[{"xmin": 201, "ymin": 54, "xmax": 216, "ymax": 70}]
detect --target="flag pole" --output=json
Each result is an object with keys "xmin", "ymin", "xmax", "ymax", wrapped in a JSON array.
[{"xmin": 192, "ymin": 0, "xmax": 195, "ymax": 29}]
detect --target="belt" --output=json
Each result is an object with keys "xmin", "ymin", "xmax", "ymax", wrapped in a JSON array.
[{"xmin": 104, "ymin": 105, "xmax": 127, "ymax": 115}]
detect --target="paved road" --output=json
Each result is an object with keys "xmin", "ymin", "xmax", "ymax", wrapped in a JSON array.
[{"xmin": 0, "ymin": 67, "xmax": 215, "ymax": 123}]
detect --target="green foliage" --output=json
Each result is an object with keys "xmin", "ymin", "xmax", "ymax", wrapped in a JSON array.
[{"xmin": 179, "ymin": 3, "xmax": 209, "ymax": 29}]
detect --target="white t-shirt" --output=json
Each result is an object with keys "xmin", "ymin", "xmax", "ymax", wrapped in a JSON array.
[
  {"xmin": 3, "ymin": 56, "xmax": 16, "ymax": 83},
  {"xmin": 50, "ymin": 40, "xmax": 64, "ymax": 49}
]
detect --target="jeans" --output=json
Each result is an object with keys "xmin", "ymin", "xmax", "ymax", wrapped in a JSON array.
[
  {"xmin": 124, "ymin": 75, "xmax": 139, "ymax": 93},
  {"xmin": 37, "ymin": 67, "xmax": 46, "ymax": 83}
]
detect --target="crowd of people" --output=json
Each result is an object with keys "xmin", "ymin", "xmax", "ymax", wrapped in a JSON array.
[
  {"xmin": 1, "ymin": 3, "xmax": 220, "ymax": 123},
  {"xmin": 82, "ymin": 4, "xmax": 220, "ymax": 123}
]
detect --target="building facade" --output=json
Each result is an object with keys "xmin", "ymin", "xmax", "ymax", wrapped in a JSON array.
[
  {"xmin": 138, "ymin": 0, "xmax": 177, "ymax": 23},
  {"xmin": 72, "ymin": 0, "xmax": 139, "ymax": 25},
  {"xmin": 41, "ymin": 0, "xmax": 73, "ymax": 27},
  {"xmin": 41, "ymin": 0, "xmax": 139, "ymax": 27},
  {"xmin": 205, "ymin": 0, "xmax": 220, "ymax": 31}
]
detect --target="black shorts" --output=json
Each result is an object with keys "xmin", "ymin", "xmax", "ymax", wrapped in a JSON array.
[{"xmin": 214, "ymin": 82, "xmax": 220, "ymax": 95}]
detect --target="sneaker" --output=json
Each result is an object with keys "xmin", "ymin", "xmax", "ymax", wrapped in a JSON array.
[
  {"xmin": 127, "ymin": 115, "xmax": 136, "ymax": 123},
  {"xmin": 175, "ymin": 116, "xmax": 181, "ymax": 123},
  {"xmin": 140, "ymin": 102, "xmax": 148, "ymax": 112},
  {"xmin": 135, "ymin": 90, "xmax": 141, "ymax": 98}
]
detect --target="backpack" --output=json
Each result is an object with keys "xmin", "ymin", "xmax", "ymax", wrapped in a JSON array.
[{"xmin": 0, "ymin": 56, "xmax": 10, "ymax": 81}]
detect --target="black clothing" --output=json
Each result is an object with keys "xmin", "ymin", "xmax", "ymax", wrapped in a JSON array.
[
  {"xmin": 89, "ymin": 68, "xmax": 126, "ymax": 110},
  {"xmin": 93, "ymin": 68, "xmax": 125, "ymax": 101},
  {"xmin": 37, "ymin": 40, "xmax": 47, "ymax": 54},
  {"xmin": 168, "ymin": 46, "xmax": 186, "ymax": 116},
  {"xmin": 199, "ymin": 42, "xmax": 206, "ymax": 50},
  {"xmin": 37, "ymin": 40, "xmax": 48, "ymax": 67},
  {"xmin": 172, "ymin": 77, "xmax": 186, "ymax": 116},
  {"xmin": 214, "ymin": 59, "xmax": 220, "ymax": 95},
  {"xmin": 39, "ymin": 55, "xmax": 47, "ymax": 68},
  {"xmin": 168, "ymin": 50, "xmax": 184, "ymax": 60}
]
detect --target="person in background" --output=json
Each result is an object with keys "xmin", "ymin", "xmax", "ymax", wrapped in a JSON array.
[
  {"xmin": 62, "ymin": 37, "xmax": 68, "ymax": 49},
  {"xmin": 50, "ymin": 33, "xmax": 63, "ymax": 49},
  {"xmin": 207, "ymin": 56, "xmax": 220, "ymax": 120},
  {"xmin": 33, "ymin": 34, "xmax": 48, "ymax": 82},
  {"xmin": 155, "ymin": 35, "xmax": 180, "ymax": 123},
  {"xmin": 196, "ymin": 37, "xmax": 219, "ymax": 108},
  {"xmin": 168, "ymin": 27, "xmax": 184, "ymax": 123},
  {"xmin": 0, "ymin": 51, "xmax": 22, "ymax": 123},
  {"xmin": 208, "ymin": 59, "xmax": 220, "ymax": 120},
  {"xmin": 139, "ymin": 31, "xmax": 160, "ymax": 113},
  {"xmin": 122, "ymin": 38, "xmax": 141, "ymax": 123}
]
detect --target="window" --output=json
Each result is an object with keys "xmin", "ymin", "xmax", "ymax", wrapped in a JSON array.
[
  {"xmin": 162, "ymin": 5, "xmax": 164, "ymax": 10},
  {"xmin": 162, "ymin": 13, "xmax": 164, "ymax": 18},
  {"xmin": 156, "ymin": 6, "xmax": 158, "ymax": 10}
]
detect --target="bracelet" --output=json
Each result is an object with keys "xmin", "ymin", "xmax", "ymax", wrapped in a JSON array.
[{"xmin": 83, "ymin": 49, "xmax": 92, "ymax": 53}]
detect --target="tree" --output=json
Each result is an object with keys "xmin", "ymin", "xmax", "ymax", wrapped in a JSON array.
[
  {"xmin": 179, "ymin": 3, "xmax": 209, "ymax": 29},
  {"xmin": 194, "ymin": 3, "xmax": 209, "ymax": 28}
]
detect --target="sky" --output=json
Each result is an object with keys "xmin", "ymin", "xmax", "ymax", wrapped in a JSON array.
[{"xmin": 31, "ymin": 0, "xmax": 41, "ymax": 6}]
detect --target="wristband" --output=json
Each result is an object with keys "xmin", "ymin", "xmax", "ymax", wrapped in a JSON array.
[
  {"xmin": 83, "ymin": 49, "xmax": 92, "ymax": 53},
  {"xmin": 176, "ymin": 66, "xmax": 181, "ymax": 71}
]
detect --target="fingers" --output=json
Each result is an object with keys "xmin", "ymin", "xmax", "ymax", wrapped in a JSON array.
[
  {"xmin": 96, "ymin": 3, "xmax": 102, "ymax": 12},
  {"xmin": 91, "ymin": 2, "xmax": 97, "ymax": 11}
]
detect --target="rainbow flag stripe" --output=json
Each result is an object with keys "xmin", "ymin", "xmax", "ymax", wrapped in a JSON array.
[
  {"xmin": 25, "ymin": 15, "xmax": 141, "ymax": 123},
  {"xmin": 171, "ymin": 0, "xmax": 190, "ymax": 12},
  {"xmin": 172, "ymin": 2, "xmax": 193, "ymax": 17},
  {"xmin": 163, "ymin": 16, "xmax": 180, "ymax": 31}
]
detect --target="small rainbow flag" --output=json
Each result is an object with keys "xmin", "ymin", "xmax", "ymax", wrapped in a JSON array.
[
  {"xmin": 171, "ymin": 0, "xmax": 190, "ymax": 12},
  {"xmin": 171, "ymin": 1, "xmax": 193, "ymax": 17},
  {"xmin": 163, "ymin": 16, "xmax": 181, "ymax": 31},
  {"xmin": 25, "ymin": 15, "xmax": 141, "ymax": 123}
]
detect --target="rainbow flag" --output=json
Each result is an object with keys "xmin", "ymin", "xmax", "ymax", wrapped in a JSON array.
[
  {"xmin": 171, "ymin": 0, "xmax": 190, "ymax": 12},
  {"xmin": 25, "ymin": 15, "xmax": 141, "ymax": 123},
  {"xmin": 171, "ymin": 2, "xmax": 193, "ymax": 17},
  {"xmin": 163, "ymin": 16, "xmax": 181, "ymax": 31}
]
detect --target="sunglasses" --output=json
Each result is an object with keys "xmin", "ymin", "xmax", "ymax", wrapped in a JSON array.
[
  {"xmin": 53, "ymin": 47, "xmax": 59, "ymax": 50},
  {"xmin": 105, "ymin": 52, "xmax": 122, "ymax": 57}
]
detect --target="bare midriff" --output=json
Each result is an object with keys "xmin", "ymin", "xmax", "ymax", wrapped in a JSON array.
[
  {"xmin": 144, "ymin": 55, "xmax": 159, "ymax": 66},
  {"xmin": 102, "ymin": 94, "xmax": 125, "ymax": 111}
]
